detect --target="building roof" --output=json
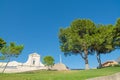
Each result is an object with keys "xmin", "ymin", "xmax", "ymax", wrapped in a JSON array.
[
  {"xmin": 29, "ymin": 52, "xmax": 40, "ymax": 57},
  {"xmin": 102, "ymin": 60, "xmax": 118, "ymax": 67}
]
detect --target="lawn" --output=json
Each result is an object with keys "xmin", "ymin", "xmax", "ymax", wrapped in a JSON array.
[{"xmin": 0, "ymin": 67, "xmax": 120, "ymax": 80}]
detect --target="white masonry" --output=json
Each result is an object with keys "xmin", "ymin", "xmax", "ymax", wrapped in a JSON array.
[{"xmin": 0, "ymin": 52, "xmax": 46, "ymax": 73}]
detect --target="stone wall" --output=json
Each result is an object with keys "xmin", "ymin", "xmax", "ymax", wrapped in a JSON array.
[{"xmin": 87, "ymin": 72, "xmax": 120, "ymax": 80}]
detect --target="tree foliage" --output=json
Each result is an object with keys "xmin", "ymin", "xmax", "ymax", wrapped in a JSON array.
[
  {"xmin": 91, "ymin": 24, "xmax": 115, "ymax": 68},
  {"xmin": 0, "ymin": 38, "xmax": 6, "ymax": 50},
  {"xmin": 0, "ymin": 42, "xmax": 24, "ymax": 73},
  {"xmin": 0, "ymin": 38, "xmax": 6, "ymax": 60},
  {"xmin": 59, "ymin": 19, "xmax": 96, "ymax": 70},
  {"xmin": 1, "ymin": 42, "xmax": 24, "ymax": 57},
  {"xmin": 43, "ymin": 56, "xmax": 54, "ymax": 70},
  {"xmin": 114, "ymin": 18, "xmax": 120, "ymax": 47},
  {"xmin": 59, "ymin": 18, "xmax": 120, "ymax": 69}
]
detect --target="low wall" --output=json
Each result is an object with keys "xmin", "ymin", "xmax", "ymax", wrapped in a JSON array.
[
  {"xmin": 0, "ymin": 66, "xmax": 46, "ymax": 73},
  {"xmin": 87, "ymin": 72, "xmax": 120, "ymax": 80}
]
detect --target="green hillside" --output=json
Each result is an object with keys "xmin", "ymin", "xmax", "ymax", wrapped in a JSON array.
[{"xmin": 0, "ymin": 67, "xmax": 120, "ymax": 80}]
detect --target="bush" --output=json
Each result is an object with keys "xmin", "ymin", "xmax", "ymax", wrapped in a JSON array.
[{"xmin": 113, "ymin": 64, "xmax": 120, "ymax": 67}]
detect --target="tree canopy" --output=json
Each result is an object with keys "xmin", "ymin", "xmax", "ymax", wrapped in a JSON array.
[
  {"xmin": 0, "ymin": 38, "xmax": 6, "ymax": 60},
  {"xmin": 1, "ymin": 42, "xmax": 24, "ymax": 57},
  {"xmin": 0, "ymin": 38, "xmax": 6, "ymax": 50},
  {"xmin": 0, "ymin": 42, "xmax": 24, "ymax": 73},
  {"xmin": 91, "ymin": 24, "xmax": 115, "ymax": 68},
  {"xmin": 59, "ymin": 19, "xmax": 96, "ymax": 69},
  {"xmin": 114, "ymin": 18, "xmax": 120, "ymax": 47},
  {"xmin": 59, "ymin": 18, "xmax": 120, "ymax": 69},
  {"xmin": 43, "ymin": 56, "xmax": 54, "ymax": 70}
]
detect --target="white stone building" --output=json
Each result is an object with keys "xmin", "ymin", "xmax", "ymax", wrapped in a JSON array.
[
  {"xmin": 0, "ymin": 52, "xmax": 69, "ymax": 73},
  {"xmin": 23, "ymin": 53, "xmax": 44, "ymax": 67},
  {"xmin": 0, "ymin": 52, "xmax": 46, "ymax": 73}
]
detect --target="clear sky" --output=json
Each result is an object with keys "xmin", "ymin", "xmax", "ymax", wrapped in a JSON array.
[{"xmin": 0, "ymin": 0, "xmax": 120, "ymax": 69}]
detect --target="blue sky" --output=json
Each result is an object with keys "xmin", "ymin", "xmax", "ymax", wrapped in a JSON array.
[{"xmin": 0, "ymin": 0, "xmax": 120, "ymax": 69}]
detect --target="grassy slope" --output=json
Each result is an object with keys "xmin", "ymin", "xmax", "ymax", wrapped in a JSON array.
[{"xmin": 0, "ymin": 67, "xmax": 120, "ymax": 80}]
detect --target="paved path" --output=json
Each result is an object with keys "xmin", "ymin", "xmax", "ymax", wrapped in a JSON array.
[{"xmin": 87, "ymin": 72, "xmax": 120, "ymax": 80}]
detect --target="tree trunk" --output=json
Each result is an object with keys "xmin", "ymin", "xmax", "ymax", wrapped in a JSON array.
[
  {"xmin": 96, "ymin": 51, "xmax": 102, "ymax": 69},
  {"xmin": 2, "ymin": 57, "xmax": 10, "ymax": 73},
  {"xmin": 84, "ymin": 50, "xmax": 89, "ymax": 70},
  {"xmin": 85, "ymin": 58, "xmax": 89, "ymax": 70}
]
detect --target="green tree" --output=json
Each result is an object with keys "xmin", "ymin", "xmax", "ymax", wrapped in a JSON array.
[
  {"xmin": 0, "ymin": 38, "xmax": 6, "ymax": 60},
  {"xmin": 0, "ymin": 42, "xmax": 24, "ymax": 73},
  {"xmin": 0, "ymin": 38, "xmax": 6, "ymax": 50},
  {"xmin": 43, "ymin": 56, "xmax": 54, "ymax": 70},
  {"xmin": 114, "ymin": 18, "xmax": 120, "ymax": 47},
  {"xmin": 91, "ymin": 25, "xmax": 115, "ymax": 68},
  {"xmin": 59, "ymin": 19, "xmax": 96, "ymax": 70}
]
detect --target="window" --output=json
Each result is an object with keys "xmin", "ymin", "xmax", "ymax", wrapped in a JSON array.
[{"xmin": 33, "ymin": 59, "xmax": 35, "ymax": 65}]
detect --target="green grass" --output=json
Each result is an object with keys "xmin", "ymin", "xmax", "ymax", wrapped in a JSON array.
[{"xmin": 0, "ymin": 67, "xmax": 120, "ymax": 80}]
